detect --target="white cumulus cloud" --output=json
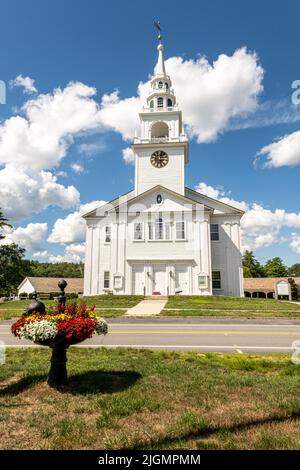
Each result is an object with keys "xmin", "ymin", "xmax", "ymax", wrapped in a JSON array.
[
  {"xmin": 122, "ymin": 147, "xmax": 135, "ymax": 165},
  {"xmin": 99, "ymin": 48, "xmax": 263, "ymax": 143},
  {"xmin": 290, "ymin": 233, "xmax": 300, "ymax": 254},
  {"xmin": 48, "ymin": 200, "xmax": 106, "ymax": 244},
  {"xmin": 196, "ymin": 181, "xmax": 300, "ymax": 253},
  {"xmin": 0, "ymin": 222, "xmax": 48, "ymax": 252},
  {"xmin": 196, "ymin": 181, "xmax": 249, "ymax": 211},
  {"xmin": 257, "ymin": 130, "xmax": 300, "ymax": 167},
  {"xmin": 10, "ymin": 75, "xmax": 37, "ymax": 94},
  {"xmin": 0, "ymin": 166, "xmax": 79, "ymax": 220}
]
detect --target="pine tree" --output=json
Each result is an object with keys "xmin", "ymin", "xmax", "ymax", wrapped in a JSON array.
[{"xmin": 242, "ymin": 250, "xmax": 265, "ymax": 277}]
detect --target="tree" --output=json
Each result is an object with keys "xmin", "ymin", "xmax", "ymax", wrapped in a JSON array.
[
  {"xmin": 288, "ymin": 264, "xmax": 300, "ymax": 277},
  {"xmin": 0, "ymin": 208, "xmax": 12, "ymax": 240},
  {"xmin": 264, "ymin": 257, "xmax": 288, "ymax": 278},
  {"xmin": 0, "ymin": 244, "xmax": 33, "ymax": 296},
  {"xmin": 242, "ymin": 250, "xmax": 265, "ymax": 277},
  {"xmin": 29, "ymin": 261, "xmax": 84, "ymax": 278},
  {"xmin": 288, "ymin": 277, "xmax": 300, "ymax": 301}
]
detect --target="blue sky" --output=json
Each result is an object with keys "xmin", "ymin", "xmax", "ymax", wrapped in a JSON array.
[{"xmin": 1, "ymin": 0, "xmax": 300, "ymax": 266}]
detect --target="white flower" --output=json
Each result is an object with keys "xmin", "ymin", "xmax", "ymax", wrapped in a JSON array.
[
  {"xmin": 95, "ymin": 318, "xmax": 108, "ymax": 336},
  {"xmin": 17, "ymin": 320, "xmax": 57, "ymax": 342}
]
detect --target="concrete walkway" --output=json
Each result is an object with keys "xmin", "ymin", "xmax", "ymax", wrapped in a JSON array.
[{"xmin": 126, "ymin": 297, "xmax": 167, "ymax": 316}]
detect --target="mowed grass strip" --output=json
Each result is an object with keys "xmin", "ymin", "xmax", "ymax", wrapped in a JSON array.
[
  {"xmin": 164, "ymin": 295, "xmax": 300, "ymax": 316},
  {"xmin": 1, "ymin": 348, "xmax": 300, "ymax": 450},
  {"xmin": 162, "ymin": 309, "xmax": 300, "ymax": 318},
  {"xmin": 0, "ymin": 295, "xmax": 143, "ymax": 320}
]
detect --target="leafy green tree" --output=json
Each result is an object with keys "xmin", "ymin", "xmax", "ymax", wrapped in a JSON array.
[
  {"xmin": 288, "ymin": 277, "xmax": 300, "ymax": 301},
  {"xmin": 288, "ymin": 264, "xmax": 300, "ymax": 277},
  {"xmin": 0, "ymin": 208, "xmax": 12, "ymax": 240},
  {"xmin": 29, "ymin": 261, "xmax": 84, "ymax": 278},
  {"xmin": 0, "ymin": 244, "xmax": 33, "ymax": 295},
  {"xmin": 264, "ymin": 257, "xmax": 288, "ymax": 278},
  {"xmin": 242, "ymin": 250, "xmax": 265, "ymax": 277}
]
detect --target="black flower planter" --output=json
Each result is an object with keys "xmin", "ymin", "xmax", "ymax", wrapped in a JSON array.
[
  {"xmin": 48, "ymin": 343, "xmax": 68, "ymax": 388},
  {"xmin": 35, "ymin": 336, "xmax": 82, "ymax": 389}
]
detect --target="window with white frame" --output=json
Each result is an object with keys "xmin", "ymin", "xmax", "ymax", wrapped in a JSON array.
[
  {"xmin": 175, "ymin": 221, "xmax": 186, "ymax": 240},
  {"xmin": 157, "ymin": 97, "xmax": 164, "ymax": 108},
  {"xmin": 148, "ymin": 218, "xmax": 171, "ymax": 241},
  {"xmin": 134, "ymin": 222, "xmax": 144, "ymax": 241},
  {"xmin": 155, "ymin": 217, "xmax": 164, "ymax": 240},
  {"xmin": 210, "ymin": 223, "xmax": 219, "ymax": 241},
  {"xmin": 212, "ymin": 271, "xmax": 221, "ymax": 289},
  {"xmin": 105, "ymin": 225, "xmax": 111, "ymax": 243},
  {"xmin": 103, "ymin": 271, "xmax": 110, "ymax": 289}
]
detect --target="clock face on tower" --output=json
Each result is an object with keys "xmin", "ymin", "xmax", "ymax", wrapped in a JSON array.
[{"xmin": 150, "ymin": 150, "xmax": 169, "ymax": 168}]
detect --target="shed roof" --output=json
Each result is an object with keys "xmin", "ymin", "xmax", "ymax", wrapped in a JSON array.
[
  {"xmin": 244, "ymin": 277, "xmax": 300, "ymax": 292},
  {"xmin": 18, "ymin": 277, "xmax": 83, "ymax": 294}
]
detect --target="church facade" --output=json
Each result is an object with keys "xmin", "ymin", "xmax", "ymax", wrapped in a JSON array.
[{"xmin": 83, "ymin": 42, "xmax": 244, "ymax": 297}]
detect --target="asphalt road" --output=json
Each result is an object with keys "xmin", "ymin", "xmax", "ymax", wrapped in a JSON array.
[{"xmin": 1, "ymin": 319, "xmax": 300, "ymax": 353}]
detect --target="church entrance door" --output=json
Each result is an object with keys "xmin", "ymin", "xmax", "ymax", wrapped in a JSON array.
[
  {"xmin": 175, "ymin": 264, "xmax": 188, "ymax": 294},
  {"xmin": 152, "ymin": 264, "xmax": 166, "ymax": 295},
  {"xmin": 132, "ymin": 264, "xmax": 145, "ymax": 295}
]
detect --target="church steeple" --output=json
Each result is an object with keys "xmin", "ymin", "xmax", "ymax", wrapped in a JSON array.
[
  {"xmin": 146, "ymin": 39, "xmax": 176, "ymax": 111},
  {"xmin": 132, "ymin": 28, "xmax": 188, "ymax": 196},
  {"xmin": 154, "ymin": 43, "xmax": 166, "ymax": 76}
]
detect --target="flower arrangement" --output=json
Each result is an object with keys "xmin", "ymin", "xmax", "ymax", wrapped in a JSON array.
[{"xmin": 11, "ymin": 303, "xmax": 108, "ymax": 345}]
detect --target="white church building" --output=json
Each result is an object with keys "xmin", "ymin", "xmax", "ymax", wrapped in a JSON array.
[{"xmin": 83, "ymin": 41, "xmax": 244, "ymax": 297}]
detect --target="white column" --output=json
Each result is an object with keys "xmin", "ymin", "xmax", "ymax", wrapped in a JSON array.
[
  {"xmin": 199, "ymin": 215, "xmax": 212, "ymax": 295},
  {"xmin": 117, "ymin": 221, "xmax": 126, "ymax": 293},
  {"xmin": 84, "ymin": 224, "xmax": 93, "ymax": 295},
  {"xmin": 231, "ymin": 221, "xmax": 244, "ymax": 297},
  {"xmin": 91, "ymin": 225, "xmax": 100, "ymax": 295},
  {"xmin": 110, "ymin": 222, "xmax": 118, "ymax": 291}
]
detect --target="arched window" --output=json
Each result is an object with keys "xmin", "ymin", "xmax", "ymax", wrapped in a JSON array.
[
  {"xmin": 157, "ymin": 97, "xmax": 164, "ymax": 108},
  {"xmin": 158, "ymin": 81, "xmax": 163, "ymax": 88},
  {"xmin": 165, "ymin": 82, "xmax": 169, "ymax": 89},
  {"xmin": 155, "ymin": 217, "xmax": 164, "ymax": 240},
  {"xmin": 150, "ymin": 100, "xmax": 154, "ymax": 108},
  {"xmin": 148, "ymin": 217, "xmax": 171, "ymax": 240},
  {"xmin": 167, "ymin": 98, "xmax": 173, "ymax": 108},
  {"xmin": 151, "ymin": 121, "xmax": 169, "ymax": 139}
]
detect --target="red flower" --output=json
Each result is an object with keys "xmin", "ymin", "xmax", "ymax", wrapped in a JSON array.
[{"xmin": 57, "ymin": 317, "xmax": 97, "ymax": 341}]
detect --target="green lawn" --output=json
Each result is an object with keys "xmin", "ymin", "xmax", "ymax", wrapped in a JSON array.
[
  {"xmin": 163, "ymin": 295, "xmax": 300, "ymax": 317},
  {"xmin": 1, "ymin": 348, "xmax": 300, "ymax": 449},
  {"xmin": 0, "ymin": 295, "xmax": 143, "ymax": 320}
]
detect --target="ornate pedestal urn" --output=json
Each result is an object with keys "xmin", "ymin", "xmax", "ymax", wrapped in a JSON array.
[{"xmin": 11, "ymin": 280, "xmax": 108, "ymax": 389}]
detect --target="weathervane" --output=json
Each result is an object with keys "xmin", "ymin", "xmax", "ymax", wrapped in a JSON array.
[{"xmin": 154, "ymin": 20, "xmax": 162, "ymax": 43}]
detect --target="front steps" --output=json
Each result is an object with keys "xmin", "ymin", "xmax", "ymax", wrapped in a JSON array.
[
  {"xmin": 144, "ymin": 295, "xmax": 168, "ymax": 301},
  {"xmin": 126, "ymin": 297, "xmax": 168, "ymax": 316}
]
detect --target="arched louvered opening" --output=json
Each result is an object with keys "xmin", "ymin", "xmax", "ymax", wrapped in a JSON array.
[{"xmin": 151, "ymin": 121, "xmax": 169, "ymax": 139}]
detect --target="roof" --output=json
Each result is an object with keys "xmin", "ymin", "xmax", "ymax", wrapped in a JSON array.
[
  {"xmin": 185, "ymin": 187, "xmax": 245, "ymax": 215},
  {"xmin": 83, "ymin": 185, "xmax": 244, "ymax": 220},
  {"xmin": 244, "ymin": 277, "xmax": 300, "ymax": 292},
  {"xmin": 18, "ymin": 277, "xmax": 84, "ymax": 293},
  {"xmin": 83, "ymin": 185, "xmax": 215, "ymax": 219}
]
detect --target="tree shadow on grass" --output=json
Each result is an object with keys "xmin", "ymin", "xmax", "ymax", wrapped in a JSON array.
[
  {"xmin": 0, "ymin": 370, "xmax": 141, "ymax": 396},
  {"xmin": 66, "ymin": 369, "xmax": 142, "ymax": 394},
  {"xmin": 129, "ymin": 410, "xmax": 300, "ymax": 450},
  {"xmin": 0, "ymin": 374, "xmax": 46, "ymax": 396}
]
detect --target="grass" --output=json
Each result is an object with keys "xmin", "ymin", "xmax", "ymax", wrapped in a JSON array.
[
  {"xmin": 2, "ymin": 295, "xmax": 300, "ymax": 320},
  {"xmin": 0, "ymin": 295, "xmax": 143, "ymax": 320},
  {"xmin": 163, "ymin": 295, "xmax": 300, "ymax": 317},
  {"xmin": 1, "ymin": 348, "xmax": 300, "ymax": 449}
]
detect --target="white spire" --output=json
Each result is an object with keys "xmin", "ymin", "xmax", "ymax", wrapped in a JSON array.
[{"xmin": 154, "ymin": 43, "xmax": 166, "ymax": 76}]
